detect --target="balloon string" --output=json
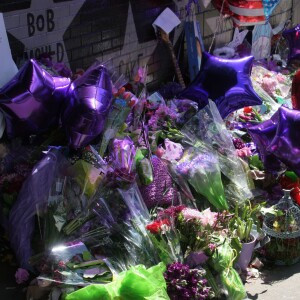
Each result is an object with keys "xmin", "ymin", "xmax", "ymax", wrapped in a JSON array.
[{"xmin": 208, "ymin": 0, "xmax": 226, "ymax": 53}]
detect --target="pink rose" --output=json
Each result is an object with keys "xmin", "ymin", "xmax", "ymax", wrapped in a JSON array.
[{"xmin": 15, "ymin": 268, "xmax": 29, "ymax": 284}]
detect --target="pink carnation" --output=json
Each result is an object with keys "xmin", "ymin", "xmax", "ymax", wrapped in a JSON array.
[
  {"xmin": 236, "ymin": 147, "xmax": 252, "ymax": 157},
  {"xmin": 182, "ymin": 208, "xmax": 202, "ymax": 221},
  {"xmin": 15, "ymin": 268, "xmax": 29, "ymax": 284},
  {"xmin": 198, "ymin": 208, "xmax": 218, "ymax": 227},
  {"xmin": 182, "ymin": 208, "xmax": 218, "ymax": 227}
]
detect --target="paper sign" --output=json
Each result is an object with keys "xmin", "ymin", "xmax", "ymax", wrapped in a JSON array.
[
  {"xmin": 202, "ymin": 0, "xmax": 212, "ymax": 8},
  {"xmin": 227, "ymin": 28, "xmax": 249, "ymax": 49},
  {"xmin": 251, "ymin": 22, "xmax": 272, "ymax": 60},
  {"xmin": 0, "ymin": 13, "xmax": 18, "ymax": 88},
  {"xmin": 152, "ymin": 8, "xmax": 181, "ymax": 34}
]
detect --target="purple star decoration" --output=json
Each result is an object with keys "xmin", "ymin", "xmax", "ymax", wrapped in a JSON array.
[
  {"xmin": 61, "ymin": 62, "xmax": 113, "ymax": 149},
  {"xmin": 283, "ymin": 24, "xmax": 300, "ymax": 63},
  {"xmin": 267, "ymin": 106, "xmax": 300, "ymax": 176},
  {"xmin": 247, "ymin": 110, "xmax": 282, "ymax": 172},
  {"xmin": 248, "ymin": 106, "xmax": 300, "ymax": 176},
  {"xmin": 0, "ymin": 59, "xmax": 70, "ymax": 138},
  {"xmin": 177, "ymin": 52, "xmax": 262, "ymax": 119}
]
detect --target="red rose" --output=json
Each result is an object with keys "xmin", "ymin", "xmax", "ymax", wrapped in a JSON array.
[
  {"xmin": 146, "ymin": 219, "xmax": 170, "ymax": 234},
  {"xmin": 243, "ymin": 106, "xmax": 252, "ymax": 114}
]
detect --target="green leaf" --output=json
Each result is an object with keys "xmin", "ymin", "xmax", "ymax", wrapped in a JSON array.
[{"xmin": 83, "ymin": 251, "xmax": 92, "ymax": 261}]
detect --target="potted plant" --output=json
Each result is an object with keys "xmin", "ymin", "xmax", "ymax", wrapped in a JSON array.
[{"xmin": 229, "ymin": 200, "xmax": 265, "ymax": 270}]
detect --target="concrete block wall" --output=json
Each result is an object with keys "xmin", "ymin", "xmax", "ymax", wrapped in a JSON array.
[{"xmin": 0, "ymin": 0, "xmax": 296, "ymax": 91}]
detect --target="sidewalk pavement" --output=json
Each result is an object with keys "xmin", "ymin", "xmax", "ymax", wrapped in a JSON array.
[{"xmin": 245, "ymin": 262, "xmax": 300, "ymax": 300}]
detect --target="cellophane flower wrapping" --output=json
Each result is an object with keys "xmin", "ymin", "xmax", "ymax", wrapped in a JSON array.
[
  {"xmin": 35, "ymin": 241, "xmax": 113, "ymax": 285},
  {"xmin": 65, "ymin": 262, "xmax": 169, "ymax": 300},
  {"xmin": 87, "ymin": 182, "xmax": 160, "ymax": 272},
  {"xmin": 8, "ymin": 147, "xmax": 67, "ymax": 269},
  {"xmin": 176, "ymin": 146, "xmax": 228, "ymax": 211},
  {"xmin": 98, "ymin": 87, "xmax": 139, "ymax": 157},
  {"xmin": 8, "ymin": 144, "xmax": 106, "ymax": 276},
  {"xmin": 181, "ymin": 100, "xmax": 253, "ymax": 206},
  {"xmin": 210, "ymin": 238, "xmax": 246, "ymax": 300}
]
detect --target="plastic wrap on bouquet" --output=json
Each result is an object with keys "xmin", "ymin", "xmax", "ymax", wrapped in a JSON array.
[
  {"xmin": 35, "ymin": 241, "xmax": 113, "ymax": 286},
  {"xmin": 211, "ymin": 238, "xmax": 246, "ymax": 300},
  {"xmin": 181, "ymin": 100, "xmax": 252, "ymax": 204},
  {"xmin": 65, "ymin": 263, "xmax": 169, "ymax": 300},
  {"xmin": 8, "ymin": 147, "xmax": 68, "ymax": 268},
  {"xmin": 85, "ymin": 183, "xmax": 160, "ymax": 272},
  {"xmin": 176, "ymin": 146, "xmax": 228, "ymax": 211},
  {"xmin": 8, "ymin": 146, "xmax": 105, "ymax": 269}
]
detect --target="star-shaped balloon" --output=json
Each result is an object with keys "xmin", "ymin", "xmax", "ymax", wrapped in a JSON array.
[
  {"xmin": 61, "ymin": 62, "xmax": 113, "ymax": 149},
  {"xmin": 267, "ymin": 106, "xmax": 300, "ymax": 176},
  {"xmin": 178, "ymin": 52, "xmax": 262, "ymax": 118},
  {"xmin": 247, "ymin": 110, "xmax": 282, "ymax": 172},
  {"xmin": 283, "ymin": 24, "xmax": 300, "ymax": 63},
  {"xmin": 0, "ymin": 59, "xmax": 71, "ymax": 139}
]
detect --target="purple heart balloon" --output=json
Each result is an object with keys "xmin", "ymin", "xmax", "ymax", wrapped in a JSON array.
[
  {"xmin": 247, "ymin": 110, "xmax": 282, "ymax": 172},
  {"xmin": 177, "ymin": 52, "xmax": 262, "ymax": 118},
  {"xmin": 283, "ymin": 24, "xmax": 300, "ymax": 63},
  {"xmin": 0, "ymin": 59, "xmax": 70, "ymax": 138},
  {"xmin": 61, "ymin": 62, "xmax": 113, "ymax": 149},
  {"xmin": 267, "ymin": 106, "xmax": 300, "ymax": 176}
]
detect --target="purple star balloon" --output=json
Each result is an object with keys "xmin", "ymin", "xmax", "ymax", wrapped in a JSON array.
[
  {"xmin": 247, "ymin": 110, "xmax": 282, "ymax": 172},
  {"xmin": 0, "ymin": 59, "xmax": 71, "ymax": 138},
  {"xmin": 283, "ymin": 24, "xmax": 300, "ymax": 63},
  {"xmin": 177, "ymin": 52, "xmax": 262, "ymax": 118},
  {"xmin": 61, "ymin": 62, "xmax": 113, "ymax": 149},
  {"xmin": 267, "ymin": 106, "xmax": 300, "ymax": 176}
]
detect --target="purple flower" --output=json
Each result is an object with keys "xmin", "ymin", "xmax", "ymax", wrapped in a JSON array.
[
  {"xmin": 164, "ymin": 262, "xmax": 213, "ymax": 299},
  {"xmin": 15, "ymin": 268, "xmax": 29, "ymax": 284}
]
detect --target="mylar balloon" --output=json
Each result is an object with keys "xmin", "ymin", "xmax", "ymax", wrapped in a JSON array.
[
  {"xmin": 61, "ymin": 62, "xmax": 113, "ymax": 149},
  {"xmin": 178, "ymin": 52, "xmax": 262, "ymax": 119},
  {"xmin": 283, "ymin": 24, "xmax": 300, "ymax": 63},
  {"xmin": 267, "ymin": 106, "xmax": 300, "ymax": 177},
  {"xmin": 247, "ymin": 110, "xmax": 282, "ymax": 172},
  {"xmin": 292, "ymin": 69, "xmax": 300, "ymax": 110},
  {"xmin": 0, "ymin": 59, "xmax": 70, "ymax": 138}
]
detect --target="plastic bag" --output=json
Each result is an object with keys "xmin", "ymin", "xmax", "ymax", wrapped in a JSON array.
[
  {"xmin": 220, "ymin": 268, "xmax": 247, "ymax": 300},
  {"xmin": 211, "ymin": 238, "xmax": 246, "ymax": 300},
  {"xmin": 66, "ymin": 263, "xmax": 169, "ymax": 300}
]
